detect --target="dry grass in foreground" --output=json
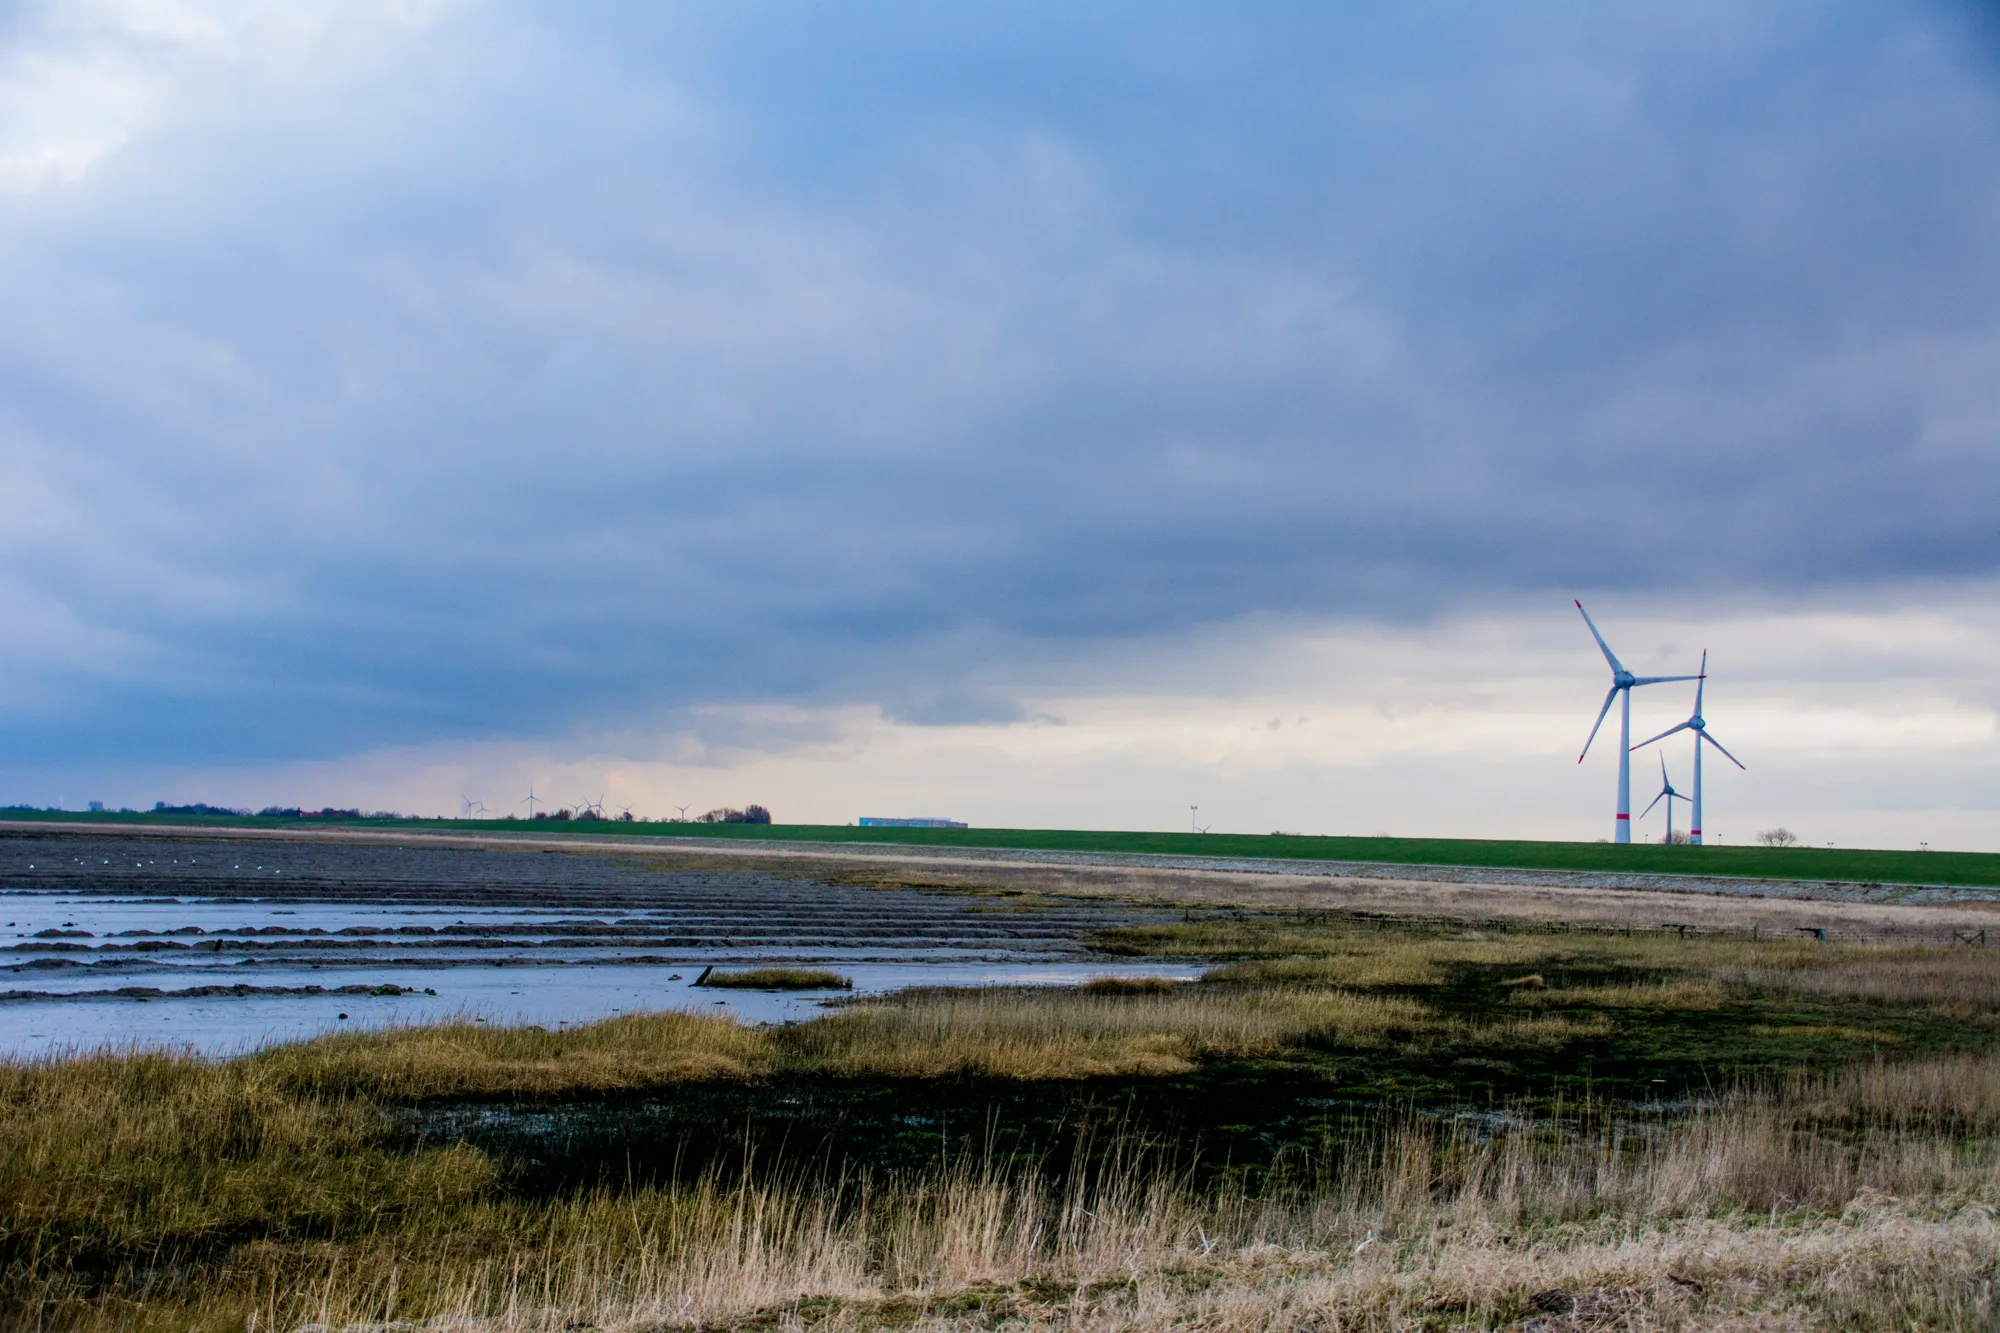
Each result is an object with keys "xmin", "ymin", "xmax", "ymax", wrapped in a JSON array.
[
  {"xmin": 11, "ymin": 921, "xmax": 2000, "ymax": 1330},
  {"xmin": 11, "ymin": 1052, "xmax": 2000, "ymax": 1331}
]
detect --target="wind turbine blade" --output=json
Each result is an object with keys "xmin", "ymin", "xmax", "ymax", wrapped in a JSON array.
[
  {"xmin": 1575, "ymin": 601, "xmax": 1624, "ymax": 673},
  {"xmin": 1694, "ymin": 650, "xmax": 1708, "ymax": 714},
  {"xmin": 1579, "ymin": 685, "xmax": 1620, "ymax": 762},
  {"xmin": 1631, "ymin": 720, "xmax": 1692, "ymax": 750},
  {"xmin": 1641, "ymin": 790, "xmax": 1667, "ymax": 817},
  {"xmin": 1630, "ymin": 673, "xmax": 1702, "ymax": 687},
  {"xmin": 1700, "ymin": 730, "xmax": 1747, "ymax": 770},
  {"xmin": 1659, "ymin": 753, "xmax": 1669, "ymax": 785}
]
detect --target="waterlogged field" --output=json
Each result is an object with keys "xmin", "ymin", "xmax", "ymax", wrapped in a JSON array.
[
  {"xmin": 0, "ymin": 836, "xmax": 1189, "ymax": 1053},
  {"xmin": 8, "ymin": 880, "xmax": 2000, "ymax": 1332}
]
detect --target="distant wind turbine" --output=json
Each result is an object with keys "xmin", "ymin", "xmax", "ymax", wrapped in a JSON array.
[
  {"xmin": 1631, "ymin": 650, "xmax": 1743, "ymax": 846},
  {"xmin": 523, "ymin": 782, "xmax": 538, "ymax": 820},
  {"xmin": 1575, "ymin": 601, "xmax": 1701, "ymax": 844},
  {"xmin": 1639, "ymin": 754, "xmax": 1690, "ymax": 844}
]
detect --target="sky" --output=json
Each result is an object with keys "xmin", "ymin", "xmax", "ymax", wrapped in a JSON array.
[{"xmin": 2, "ymin": 1, "xmax": 1997, "ymax": 847}]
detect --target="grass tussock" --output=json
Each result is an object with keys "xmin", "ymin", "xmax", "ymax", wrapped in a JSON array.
[
  {"xmin": 777, "ymin": 986, "xmax": 1431, "ymax": 1078},
  {"xmin": 1510, "ymin": 979, "xmax": 1730, "ymax": 1010},
  {"xmin": 253, "ymin": 1010, "xmax": 774, "ymax": 1101},
  {"xmin": 1079, "ymin": 975, "xmax": 1184, "ymax": 995},
  {"xmin": 698, "ymin": 967, "xmax": 854, "ymax": 991}
]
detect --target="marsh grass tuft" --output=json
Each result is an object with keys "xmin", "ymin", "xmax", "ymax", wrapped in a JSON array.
[
  {"xmin": 254, "ymin": 1010, "xmax": 773, "ymax": 1100},
  {"xmin": 698, "ymin": 967, "xmax": 854, "ymax": 991},
  {"xmin": 776, "ymin": 985, "xmax": 1429, "ymax": 1079},
  {"xmin": 1079, "ymin": 975, "xmax": 1184, "ymax": 995}
]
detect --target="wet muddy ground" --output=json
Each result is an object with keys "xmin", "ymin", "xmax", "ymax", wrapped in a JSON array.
[{"xmin": 0, "ymin": 834, "xmax": 1189, "ymax": 1054}]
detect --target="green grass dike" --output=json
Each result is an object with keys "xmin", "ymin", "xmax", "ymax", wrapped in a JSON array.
[{"xmin": 10, "ymin": 806, "xmax": 2000, "ymax": 888}]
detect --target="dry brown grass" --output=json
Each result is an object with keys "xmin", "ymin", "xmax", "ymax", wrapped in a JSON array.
[
  {"xmin": 0, "ymin": 1049, "xmax": 492, "ymax": 1266},
  {"xmin": 1139, "ymin": 919, "xmax": 2000, "ymax": 1022},
  {"xmin": 215, "ymin": 929, "xmax": 2000, "ymax": 1107},
  {"xmin": 1787, "ymin": 1046, "xmax": 2000, "ymax": 1128},
  {"xmin": 1511, "ymin": 979, "xmax": 1730, "ymax": 1011},
  {"xmin": 15, "ymin": 921, "xmax": 2000, "ymax": 1329},
  {"xmin": 1079, "ymin": 975, "xmax": 1184, "ymax": 995},
  {"xmin": 253, "ymin": 1011, "xmax": 774, "ymax": 1100},
  {"xmin": 777, "ymin": 986, "xmax": 1432, "ymax": 1078},
  {"xmin": 699, "ymin": 967, "xmax": 853, "ymax": 990},
  {"xmin": 24, "ymin": 1048, "xmax": 2000, "ymax": 1331},
  {"xmin": 1719, "ymin": 943, "xmax": 2000, "ymax": 1012}
]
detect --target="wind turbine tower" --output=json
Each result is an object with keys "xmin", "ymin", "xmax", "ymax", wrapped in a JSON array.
[
  {"xmin": 1632, "ymin": 650, "xmax": 1744, "ymax": 846},
  {"xmin": 1639, "ymin": 754, "xmax": 1691, "ymax": 844},
  {"xmin": 1575, "ymin": 602, "xmax": 1701, "ymax": 843}
]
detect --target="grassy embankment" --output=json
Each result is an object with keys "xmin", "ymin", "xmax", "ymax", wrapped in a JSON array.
[
  {"xmin": 8, "ymin": 913, "xmax": 2000, "ymax": 1329},
  {"xmin": 10, "ymin": 806, "xmax": 2000, "ymax": 887}
]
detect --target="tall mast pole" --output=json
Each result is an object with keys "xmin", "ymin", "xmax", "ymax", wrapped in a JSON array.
[
  {"xmin": 1615, "ymin": 688, "xmax": 1632, "ymax": 843},
  {"xmin": 1690, "ymin": 733, "xmax": 1704, "ymax": 846}
]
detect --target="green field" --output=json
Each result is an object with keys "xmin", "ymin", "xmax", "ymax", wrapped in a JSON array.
[{"xmin": 8, "ymin": 808, "xmax": 1999, "ymax": 888}]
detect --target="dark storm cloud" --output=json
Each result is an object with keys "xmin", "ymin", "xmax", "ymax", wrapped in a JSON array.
[{"xmin": 2, "ymin": 1, "xmax": 1996, "ymax": 763}]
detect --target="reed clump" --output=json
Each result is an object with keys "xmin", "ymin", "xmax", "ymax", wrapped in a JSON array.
[
  {"xmin": 698, "ymin": 967, "xmax": 853, "ymax": 990},
  {"xmin": 1508, "ymin": 978, "xmax": 1730, "ymax": 1010},
  {"xmin": 1079, "ymin": 975, "xmax": 1184, "ymax": 995},
  {"xmin": 777, "ymin": 986, "xmax": 1430, "ymax": 1078},
  {"xmin": 253, "ymin": 1010, "xmax": 775, "ymax": 1101}
]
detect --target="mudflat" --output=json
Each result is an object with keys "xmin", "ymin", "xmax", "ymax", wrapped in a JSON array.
[{"xmin": 10, "ymin": 818, "xmax": 1990, "ymax": 942}]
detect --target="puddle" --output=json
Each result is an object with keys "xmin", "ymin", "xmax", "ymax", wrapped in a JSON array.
[{"xmin": 0, "ymin": 835, "xmax": 1188, "ymax": 1056}]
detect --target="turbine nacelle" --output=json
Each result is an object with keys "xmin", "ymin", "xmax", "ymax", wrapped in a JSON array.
[
  {"xmin": 1574, "ymin": 600, "xmax": 1702, "ymax": 844},
  {"xmin": 1627, "ymin": 649, "xmax": 1743, "ymax": 848}
]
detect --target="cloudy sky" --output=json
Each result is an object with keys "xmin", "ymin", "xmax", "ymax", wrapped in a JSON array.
[{"xmin": 3, "ymin": 1, "xmax": 1997, "ymax": 847}]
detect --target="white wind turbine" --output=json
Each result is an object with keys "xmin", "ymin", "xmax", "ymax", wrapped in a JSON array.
[
  {"xmin": 1631, "ymin": 650, "xmax": 1743, "ymax": 846},
  {"xmin": 1639, "ymin": 753, "xmax": 1690, "ymax": 844},
  {"xmin": 1575, "ymin": 601, "xmax": 1701, "ymax": 844}
]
